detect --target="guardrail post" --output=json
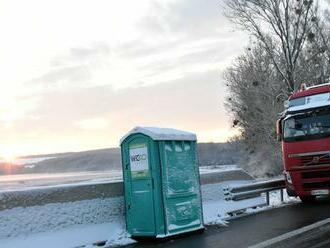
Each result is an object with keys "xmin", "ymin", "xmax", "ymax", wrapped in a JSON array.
[
  {"xmin": 266, "ymin": 192, "xmax": 270, "ymax": 205},
  {"xmin": 280, "ymin": 189, "xmax": 284, "ymax": 202}
]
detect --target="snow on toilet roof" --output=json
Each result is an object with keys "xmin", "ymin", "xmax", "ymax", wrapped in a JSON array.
[{"xmin": 120, "ymin": 126, "xmax": 197, "ymax": 144}]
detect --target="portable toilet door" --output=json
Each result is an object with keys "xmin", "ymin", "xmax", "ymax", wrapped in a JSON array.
[
  {"xmin": 158, "ymin": 139, "xmax": 204, "ymax": 236},
  {"xmin": 121, "ymin": 133, "xmax": 160, "ymax": 237}
]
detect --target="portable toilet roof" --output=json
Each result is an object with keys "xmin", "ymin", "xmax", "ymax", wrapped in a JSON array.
[{"xmin": 120, "ymin": 126, "xmax": 197, "ymax": 144}]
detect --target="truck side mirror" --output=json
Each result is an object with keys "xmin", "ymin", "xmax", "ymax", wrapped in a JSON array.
[{"xmin": 276, "ymin": 119, "xmax": 283, "ymax": 142}]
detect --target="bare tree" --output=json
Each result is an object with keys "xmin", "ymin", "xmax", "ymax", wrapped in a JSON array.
[
  {"xmin": 224, "ymin": 44, "xmax": 285, "ymax": 176},
  {"xmin": 223, "ymin": 1, "xmax": 330, "ymax": 177},
  {"xmin": 315, "ymin": 0, "xmax": 330, "ymax": 65},
  {"xmin": 224, "ymin": 0, "xmax": 319, "ymax": 92}
]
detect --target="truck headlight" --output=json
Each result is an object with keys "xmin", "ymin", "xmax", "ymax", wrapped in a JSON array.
[{"xmin": 285, "ymin": 171, "xmax": 293, "ymax": 184}]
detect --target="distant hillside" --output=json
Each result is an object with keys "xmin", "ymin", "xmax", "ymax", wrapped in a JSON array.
[
  {"xmin": 4, "ymin": 142, "xmax": 244, "ymax": 175},
  {"xmin": 26, "ymin": 148, "xmax": 121, "ymax": 173}
]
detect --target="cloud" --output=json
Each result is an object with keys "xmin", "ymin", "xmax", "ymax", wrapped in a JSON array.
[
  {"xmin": 8, "ymin": 68, "xmax": 233, "ymax": 146},
  {"xmin": 32, "ymin": 66, "xmax": 91, "ymax": 87},
  {"xmin": 74, "ymin": 118, "xmax": 109, "ymax": 130},
  {"xmin": 51, "ymin": 42, "xmax": 111, "ymax": 67},
  {"xmin": 0, "ymin": 0, "xmax": 248, "ymax": 154},
  {"xmin": 69, "ymin": 42, "xmax": 111, "ymax": 61},
  {"xmin": 0, "ymin": 96, "xmax": 39, "ymax": 129},
  {"xmin": 32, "ymin": 34, "xmax": 244, "ymax": 92},
  {"xmin": 27, "ymin": 0, "xmax": 246, "ymax": 92},
  {"xmin": 138, "ymin": 0, "xmax": 229, "ymax": 37},
  {"xmin": 0, "ymin": 68, "xmax": 236, "ymax": 154}
]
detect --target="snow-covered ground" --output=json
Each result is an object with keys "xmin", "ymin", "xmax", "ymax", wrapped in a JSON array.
[
  {"xmin": 0, "ymin": 221, "xmax": 133, "ymax": 248},
  {"xmin": 0, "ymin": 170, "xmax": 123, "ymax": 192},
  {"xmin": 0, "ymin": 179, "xmax": 298, "ymax": 248},
  {"xmin": 0, "ymin": 196, "xmax": 130, "ymax": 248}
]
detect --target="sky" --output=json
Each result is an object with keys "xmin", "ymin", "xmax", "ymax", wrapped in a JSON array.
[{"xmin": 0, "ymin": 0, "xmax": 247, "ymax": 157}]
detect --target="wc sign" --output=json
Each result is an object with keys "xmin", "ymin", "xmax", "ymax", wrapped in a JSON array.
[{"xmin": 129, "ymin": 145, "xmax": 149, "ymax": 173}]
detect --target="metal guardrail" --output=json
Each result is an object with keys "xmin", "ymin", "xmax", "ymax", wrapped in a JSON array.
[{"xmin": 223, "ymin": 178, "xmax": 286, "ymax": 205}]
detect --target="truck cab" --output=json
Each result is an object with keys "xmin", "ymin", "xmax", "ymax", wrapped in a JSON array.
[{"xmin": 277, "ymin": 83, "xmax": 330, "ymax": 202}]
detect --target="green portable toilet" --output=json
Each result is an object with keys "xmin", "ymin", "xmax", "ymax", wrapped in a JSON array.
[{"xmin": 120, "ymin": 126, "xmax": 204, "ymax": 238}]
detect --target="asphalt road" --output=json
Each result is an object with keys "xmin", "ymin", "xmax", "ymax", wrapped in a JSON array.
[
  {"xmin": 125, "ymin": 197, "xmax": 330, "ymax": 248},
  {"xmin": 270, "ymin": 221, "xmax": 330, "ymax": 248}
]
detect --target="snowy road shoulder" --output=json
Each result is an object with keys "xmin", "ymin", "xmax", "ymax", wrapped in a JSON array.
[
  {"xmin": 0, "ymin": 222, "xmax": 133, "ymax": 248},
  {"xmin": 0, "ymin": 181, "xmax": 297, "ymax": 248}
]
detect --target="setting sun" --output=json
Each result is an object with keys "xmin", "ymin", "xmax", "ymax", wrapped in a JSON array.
[{"xmin": 0, "ymin": 150, "xmax": 18, "ymax": 163}]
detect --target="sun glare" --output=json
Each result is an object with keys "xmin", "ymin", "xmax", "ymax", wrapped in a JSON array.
[{"xmin": 0, "ymin": 151, "xmax": 18, "ymax": 163}]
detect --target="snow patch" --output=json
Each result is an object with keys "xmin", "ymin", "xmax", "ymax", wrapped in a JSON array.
[
  {"xmin": 120, "ymin": 126, "xmax": 197, "ymax": 144},
  {"xmin": 201, "ymin": 181, "xmax": 265, "ymax": 225},
  {"xmin": 288, "ymin": 98, "xmax": 330, "ymax": 112},
  {"xmin": 0, "ymin": 222, "xmax": 134, "ymax": 248},
  {"xmin": 0, "ymin": 197, "xmax": 124, "ymax": 239}
]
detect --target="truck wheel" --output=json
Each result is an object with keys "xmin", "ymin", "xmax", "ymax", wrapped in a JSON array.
[{"xmin": 299, "ymin": 196, "xmax": 316, "ymax": 203}]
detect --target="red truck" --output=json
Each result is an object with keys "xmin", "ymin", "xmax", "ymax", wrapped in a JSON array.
[{"xmin": 277, "ymin": 83, "xmax": 330, "ymax": 202}]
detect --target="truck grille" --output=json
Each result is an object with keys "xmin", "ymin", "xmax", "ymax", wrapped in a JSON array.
[
  {"xmin": 303, "ymin": 181, "xmax": 330, "ymax": 189},
  {"xmin": 301, "ymin": 170, "xmax": 330, "ymax": 179},
  {"xmin": 299, "ymin": 154, "xmax": 330, "ymax": 166}
]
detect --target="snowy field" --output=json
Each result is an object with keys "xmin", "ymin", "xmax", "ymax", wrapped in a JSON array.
[
  {"xmin": 0, "ymin": 165, "xmax": 238, "ymax": 192},
  {"xmin": 0, "ymin": 170, "xmax": 123, "ymax": 192},
  {"xmin": 0, "ymin": 177, "xmax": 298, "ymax": 248}
]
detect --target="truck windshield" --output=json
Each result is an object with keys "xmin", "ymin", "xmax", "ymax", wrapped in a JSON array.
[{"xmin": 283, "ymin": 110, "xmax": 330, "ymax": 142}]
